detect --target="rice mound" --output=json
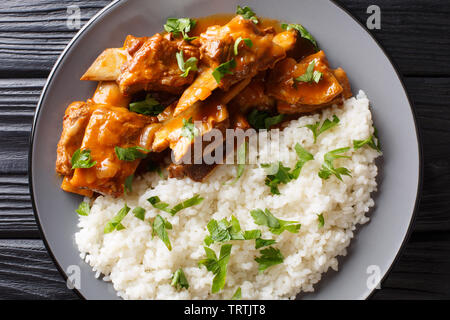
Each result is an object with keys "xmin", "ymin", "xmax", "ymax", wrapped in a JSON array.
[{"xmin": 75, "ymin": 91, "xmax": 380, "ymax": 299}]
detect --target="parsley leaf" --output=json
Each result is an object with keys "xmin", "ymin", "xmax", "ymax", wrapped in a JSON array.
[
  {"xmin": 171, "ymin": 268, "xmax": 189, "ymax": 290},
  {"xmin": 181, "ymin": 117, "xmax": 199, "ymax": 141},
  {"xmin": 231, "ymin": 287, "xmax": 242, "ymax": 300},
  {"xmin": 132, "ymin": 206, "xmax": 146, "ymax": 221},
  {"xmin": 115, "ymin": 146, "xmax": 150, "ymax": 161},
  {"xmin": 176, "ymin": 51, "xmax": 198, "ymax": 77},
  {"xmin": 255, "ymin": 238, "xmax": 276, "ymax": 249},
  {"xmin": 129, "ymin": 94, "xmax": 164, "ymax": 116},
  {"xmin": 234, "ymin": 37, "xmax": 253, "ymax": 55},
  {"xmin": 104, "ymin": 204, "xmax": 130, "ymax": 233},
  {"xmin": 124, "ymin": 174, "xmax": 133, "ymax": 194},
  {"xmin": 147, "ymin": 160, "xmax": 164, "ymax": 178},
  {"xmin": 255, "ymin": 246, "xmax": 284, "ymax": 272},
  {"xmin": 204, "ymin": 215, "xmax": 261, "ymax": 246},
  {"xmin": 294, "ymin": 60, "xmax": 322, "ymax": 84},
  {"xmin": 353, "ymin": 128, "xmax": 381, "ymax": 152},
  {"xmin": 236, "ymin": 5, "xmax": 259, "ymax": 24},
  {"xmin": 148, "ymin": 194, "xmax": 204, "ymax": 216},
  {"xmin": 290, "ymin": 143, "xmax": 314, "ymax": 179},
  {"xmin": 71, "ymin": 149, "xmax": 96, "ymax": 169},
  {"xmin": 318, "ymin": 147, "xmax": 352, "ymax": 181},
  {"xmin": 75, "ymin": 201, "xmax": 90, "ymax": 216},
  {"xmin": 261, "ymin": 162, "xmax": 292, "ymax": 195},
  {"xmin": 152, "ymin": 214, "xmax": 173, "ymax": 250},
  {"xmin": 317, "ymin": 213, "xmax": 325, "ymax": 228},
  {"xmin": 305, "ymin": 115, "xmax": 340, "ymax": 143},
  {"xmin": 281, "ymin": 23, "xmax": 318, "ymax": 50},
  {"xmin": 164, "ymin": 18, "xmax": 197, "ymax": 41},
  {"xmin": 247, "ymin": 110, "xmax": 284, "ymax": 130},
  {"xmin": 228, "ymin": 141, "xmax": 247, "ymax": 184},
  {"xmin": 212, "ymin": 59, "xmax": 236, "ymax": 84},
  {"xmin": 250, "ymin": 208, "xmax": 301, "ymax": 235},
  {"xmin": 198, "ymin": 244, "xmax": 232, "ymax": 293}
]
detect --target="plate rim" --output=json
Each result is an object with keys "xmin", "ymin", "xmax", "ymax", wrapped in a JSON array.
[{"xmin": 28, "ymin": 0, "xmax": 423, "ymax": 300}]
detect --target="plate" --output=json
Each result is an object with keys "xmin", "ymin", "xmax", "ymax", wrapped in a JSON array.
[{"xmin": 29, "ymin": 0, "xmax": 421, "ymax": 299}]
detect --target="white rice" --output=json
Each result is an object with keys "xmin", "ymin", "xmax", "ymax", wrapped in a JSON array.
[{"xmin": 75, "ymin": 91, "xmax": 380, "ymax": 299}]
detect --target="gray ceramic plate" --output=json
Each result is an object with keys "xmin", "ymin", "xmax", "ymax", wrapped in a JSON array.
[{"xmin": 29, "ymin": 0, "xmax": 421, "ymax": 300}]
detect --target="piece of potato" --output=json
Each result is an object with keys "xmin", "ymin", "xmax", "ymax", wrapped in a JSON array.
[{"xmin": 80, "ymin": 48, "xmax": 129, "ymax": 81}]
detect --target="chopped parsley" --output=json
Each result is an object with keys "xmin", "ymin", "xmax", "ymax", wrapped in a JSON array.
[
  {"xmin": 71, "ymin": 149, "xmax": 96, "ymax": 169},
  {"xmin": 255, "ymin": 238, "xmax": 276, "ymax": 249},
  {"xmin": 171, "ymin": 268, "xmax": 189, "ymax": 290},
  {"xmin": 318, "ymin": 147, "xmax": 352, "ymax": 181},
  {"xmin": 164, "ymin": 17, "xmax": 197, "ymax": 41},
  {"xmin": 147, "ymin": 160, "xmax": 164, "ymax": 178},
  {"xmin": 231, "ymin": 287, "xmax": 242, "ymax": 300},
  {"xmin": 104, "ymin": 204, "xmax": 130, "ymax": 233},
  {"xmin": 176, "ymin": 51, "xmax": 198, "ymax": 77},
  {"xmin": 115, "ymin": 146, "xmax": 150, "ymax": 161},
  {"xmin": 147, "ymin": 194, "xmax": 204, "ymax": 216},
  {"xmin": 132, "ymin": 206, "xmax": 146, "ymax": 221},
  {"xmin": 255, "ymin": 246, "xmax": 284, "ymax": 273},
  {"xmin": 261, "ymin": 143, "xmax": 313, "ymax": 194},
  {"xmin": 181, "ymin": 117, "xmax": 199, "ymax": 141},
  {"xmin": 305, "ymin": 115, "xmax": 340, "ymax": 143},
  {"xmin": 250, "ymin": 208, "xmax": 301, "ymax": 235},
  {"xmin": 281, "ymin": 23, "xmax": 318, "ymax": 50},
  {"xmin": 317, "ymin": 213, "xmax": 325, "ymax": 228},
  {"xmin": 236, "ymin": 5, "xmax": 259, "ymax": 24},
  {"xmin": 204, "ymin": 215, "xmax": 261, "ymax": 246},
  {"xmin": 212, "ymin": 59, "xmax": 236, "ymax": 84},
  {"xmin": 291, "ymin": 143, "xmax": 314, "ymax": 179},
  {"xmin": 129, "ymin": 94, "xmax": 164, "ymax": 116},
  {"xmin": 234, "ymin": 37, "xmax": 253, "ymax": 55},
  {"xmin": 294, "ymin": 60, "xmax": 322, "ymax": 84},
  {"xmin": 75, "ymin": 201, "xmax": 90, "ymax": 216},
  {"xmin": 152, "ymin": 214, "xmax": 173, "ymax": 250},
  {"xmin": 198, "ymin": 244, "xmax": 232, "ymax": 293},
  {"xmin": 247, "ymin": 110, "xmax": 284, "ymax": 130},
  {"xmin": 353, "ymin": 128, "xmax": 381, "ymax": 152}
]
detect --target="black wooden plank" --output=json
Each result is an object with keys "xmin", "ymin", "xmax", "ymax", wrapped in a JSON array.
[
  {"xmin": 0, "ymin": 0, "xmax": 449, "ymax": 77},
  {"xmin": 0, "ymin": 239, "xmax": 77, "ymax": 299}
]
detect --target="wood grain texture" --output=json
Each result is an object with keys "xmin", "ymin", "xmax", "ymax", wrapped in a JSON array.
[{"xmin": 0, "ymin": 0, "xmax": 449, "ymax": 300}]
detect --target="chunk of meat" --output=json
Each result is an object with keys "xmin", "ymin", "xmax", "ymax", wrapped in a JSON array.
[
  {"xmin": 273, "ymin": 30, "xmax": 316, "ymax": 61},
  {"xmin": 174, "ymin": 15, "xmax": 290, "ymax": 116},
  {"xmin": 168, "ymin": 162, "xmax": 219, "ymax": 182},
  {"xmin": 69, "ymin": 105, "xmax": 157, "ymax": 197},
  {"xmin": 117, "ymin": 33, "xmax": 200, "ymax": 95},
  {"xmin": 231, "ymin": 77, "xmax": 275, "ymax": 113},
  {"xmin": 56, "ymin": 101, "xmax": 95, "ymax": 176},
  {"xmin": 266, "ymin": 51, "xmax": 351, "ymax": 114}
]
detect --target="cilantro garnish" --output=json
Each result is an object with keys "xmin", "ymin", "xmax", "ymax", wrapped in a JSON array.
[
  {"xmin": 281, "ymin": 23, "xmax": 318, "ymax": 50},
  {"xmin": 204, "ymin": 215, "xmax": 261, "ymax": 246},
  {"xmin": 250, "ymin": 208, "xmax": 301, "ymax": 235},
  {"xmin": 75, "ymin": 201, "xmax": 90, "ymax": 216},
  {"xmin": 115, "ymin": 146, "xmax": 150, "ymax": 161},
  {"xmin": 318, "ymin": 147, "xmax": 352, "ymax": 181},
  {"xmin": 212, "ymin": 59, "xmax": 236, "ymax": 84},
  {"xmin": 164, "ymin": 18, "xmax": 197, "ymax": 41},
  {"xmin": 294, "ymin": 60, "xmax": 322, "ymax": 84},
  {"xmin": 71, "ymin": 149, "xmax": 96, "ymax": 169},
  {"xmin": 147, "ymin": 194, "xmax": 204, "ymax": 216},
  {"xmin": 254, "ymin": 246, "xmax": 284, "ymax": 273},
  {"xmin": 234, "ymin": 37, "xmax": 253, "ymax": 55},
  {"xmin": 236, "ymin": 5, "xmax": 259, "ymax": 24},
  {"xmin": 305, "ymin": 115, "xmax": 340, "ymax": 143},
  {"xmin": 176, "ymin": 50, "xmax": 198, "ymax": 77},
  {"xmin": 129, "ymin": 94, "xmax": 164, "ymax": 116},
  {"xmin": 152, "ymin": 214, "xmax": 173, "ymax": 250},
  {"xmin": 247, "ymin": 110, "xmax": 284, "ymax": 130},
  {"xmin": 171, "ymin": 268, "xmax": 189, "ymax": 290},
  {"xmin": 104, "ymin": 204, "xmax": 130, "ymax": 233},
  {"xmin": 198, "ymin": 244, "xmax": 232, "ymax": 293}
]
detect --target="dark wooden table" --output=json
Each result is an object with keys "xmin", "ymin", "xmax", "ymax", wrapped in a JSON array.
[{"xmin": 0, "ymin": 0, "xmax": 449, "ymax": 300}]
